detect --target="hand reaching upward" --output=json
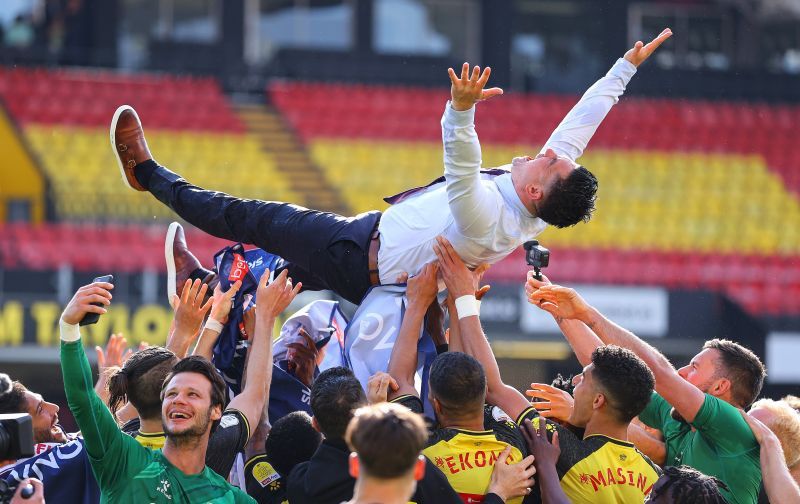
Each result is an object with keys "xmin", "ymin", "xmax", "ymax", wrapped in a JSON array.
[
  {"xmin": 624, "ymin": 28, "xmax": 672, "ymax": 67},
  {"xmin": 448, "ymin": 63, "xmax": 503, "ymax": 111}
]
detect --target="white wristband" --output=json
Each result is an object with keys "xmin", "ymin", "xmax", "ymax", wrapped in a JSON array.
[
  {"xmin": 204, "ymin": 319, "xmax": 224, "ymax": 334},
  {"xmin": 59, "ymin": 319, "xmax": 81, "ymax": 342},
  {"xmin": 455, "ymin": 295, "xmax": 479, "ymax": 320}
]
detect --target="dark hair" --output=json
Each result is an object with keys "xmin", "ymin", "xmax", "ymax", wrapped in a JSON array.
[
  {"xmin": 108, "ymin": 346, "xmax": 177, "ymax": 420},
  {"xmin": 346, "ymin": 403, "xmax": 427, "ymax": 479},
  {"xmin": 161, "ymin": 356, "xmax": 227, "ymax": 412},
  {"xmin": 550, "ymin": 373, "xmax": 574, "ymax": 395},
  {"xmin": 536, "ymin": 165, "xmax": 598, "ymax": 228},
  {"xmin": 590, "ymin": 346, "xmax": 654, "ymax": 423},
  {"xmin": 0, "ymin": 374, "xmax": 27, "ymax": 414},
  {"xmin": 310, "ymin": 367, "xmax": 366, "ymax": 440},
  {"xmin": 653, "ymin": 465, "xmax": 728, "ymax": 504},
  {"xmin": 703, "ymin": 339, "xmax": 765, "ymax": 408},
  {"xmin": 265, "ymin": 411, "xmax": 322, "ymax": 476},
  {"xmin": 429, "ymin": 352, "xmax": 486, "ymax": 418}
]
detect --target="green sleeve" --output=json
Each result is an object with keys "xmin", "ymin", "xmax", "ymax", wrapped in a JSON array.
[
  {"xmin": 637, "ymin": 391, "xmax": 672, "ymax": 429},
  {"xmin": 691, "ymin": 394, "xmax": 759, "ymax": 454},
  {"xmin": 60, "ymin": 340, "xmax": 150, "ymax": 489}
]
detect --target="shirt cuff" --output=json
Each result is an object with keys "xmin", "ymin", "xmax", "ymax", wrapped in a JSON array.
[
  {"xmin": 443, "ymin": 100, "xmax": 475, "ymax": 128},
  {"xmin": 607, "ymin": 57, "xmax": 637, "ymax": 85},
  {"xmin": 59, "ymin": 319, "xmax": 81, "ymax": 342}
]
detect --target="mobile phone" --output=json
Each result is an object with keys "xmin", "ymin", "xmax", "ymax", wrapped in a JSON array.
[{"xmin": 79, "ymin": 274, "xmax": 114, "ymax": 326}]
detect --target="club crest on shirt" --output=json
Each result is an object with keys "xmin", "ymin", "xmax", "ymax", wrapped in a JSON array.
[{"xmin": 157, "ymin": 478, "xmax": 172, "ymax": 500}]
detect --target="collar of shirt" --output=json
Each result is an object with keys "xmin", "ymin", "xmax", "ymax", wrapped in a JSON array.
[{"xmin": 493, "ymin": 168, "xmax": 534, "ymax": 219}]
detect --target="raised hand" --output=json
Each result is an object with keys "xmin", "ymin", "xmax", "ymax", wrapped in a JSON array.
[
  {"xmin": 447, "ymin": 63, "xmax": 503, "ymax": 111},
  {"xmin": 522, "ymin": 418, "xmax": 561, "ymax": 473},
  {"xmin": 209, "ymin": 280, "xmax": 242, "ymax": 324},
  {"xmin": 486, "ymin": 446, "xmax": 536, "ymax": 501},
  {"xmin": 96, "ymin": 333, "xmax": 131, "ymax": 371},
  {"xmin": 434, "ymin": 236, "xmax": 489, "ymax": 299},
  {"xmin": 366, "ymin": 371, "xmax": 399, "ymax": 405},
  {"xmin": 527, "ymin": 284, "xmax": 591, "ymax": 321},
  {"xmin": 173, "ymin": 279, "xmax": 213, "ymax": 338},
  {"xmin": 624, "ymin": 28, "xmax": 672, "ymax": 67},
  {"xmin": 526, "ymin": 383, "xmax": 574, "ymax": 423},
  {"xmin": 61, "ymin": 281, "xmax": 114, "ymax": 325},
  {"xmin": 406, "ymin": 262, "xmax": 439, "ymax": 309},
  {"xmin": 256, "ymin": 269, "xmax": 302, "ymax": 320}
]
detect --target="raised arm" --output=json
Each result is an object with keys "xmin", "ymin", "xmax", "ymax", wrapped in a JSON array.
[
  {"xmin": 525, "ymin": 272, "xmax": 601, "ymax": 367},
  {"xmin": 166, "ymin": 279, "xmax": 214, "ymax": 358},
  {"xmin": 192, "ymin": 282, "xmax": 241, "ymax": 359},
  {"xmin": 434, "ymin": 236, "xmax": 530, "ymax": 420},
  {"xmin": 529, "ymin": 284, "xmax": 706, "ymax": 423},
  {"xmin": 541, "ymin": 29, "xmax": 671, "ymax": 161},
  {"xmin": 229, "ymin": 270, "xmax": 300, "ymax": 434},
  {"xmin": 387, "ymin": 263, "xmax": 439, "ymax": 400},
  {"xmin": 443, "ymin": 64, "xmax": 504, "ymax": 239},
  {"xmin": 59, "ymin": 281, "xmax": 146, "ymax": 487},
  {"xmin": 742, "ymin": 411, "xmax": 800, "ymax": 504}
]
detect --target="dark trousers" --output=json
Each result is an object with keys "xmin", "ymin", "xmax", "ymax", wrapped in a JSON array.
[{"xmin": 138, "ymin": 161, "xmax": 379, "ymax": 305}]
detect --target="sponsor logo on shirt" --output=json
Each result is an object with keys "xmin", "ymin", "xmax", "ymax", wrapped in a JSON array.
[
  {"xmin": 219, "ymin": 414, "xmax": 239, "ymax": 429},
  {"xmin": 252, "ymin": 461, "xmax": 281, "ymax": 488},
  {"xmin": 228, "ymin": 254, "xmax": 249, "ymax": 282}
]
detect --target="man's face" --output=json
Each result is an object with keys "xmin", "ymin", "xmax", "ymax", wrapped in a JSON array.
[
  {"xmin": 161, "ymin": 372, "xmax": 218, "ymax": 439},
  {"xmin": 672, "ymin": 348, "xmax": 721, "ymax": 421},
  {"xmin": 677, "ymin": 349, "xmax": 720, "ymax": 391},
  {"xmin": 23, "ymin": 391, "xmax": 67, "ymax": 444},
  {"xmin": 568, "ymin": 364, "xmax": 597, "ymax": 428},
  {"xmin": 511, "ymin": 148, "xmax": 576, "ymax": 201}
]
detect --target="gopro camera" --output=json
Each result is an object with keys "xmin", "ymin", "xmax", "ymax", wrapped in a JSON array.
[{"xmin": 524, "ymin": 240, "xmax": 550, "ymax": 281}]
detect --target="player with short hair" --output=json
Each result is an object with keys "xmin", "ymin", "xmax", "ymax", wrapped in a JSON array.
[
  {"xmin": 528, "ymin": 277, "xmax": 767, "ymax": 504},
  {"xmin": 344, "ymin": 403, "xmax": 429, "ymax": 504},
  {"xmin": 57, "ymin": 273, "xmax": 297, "ymax": 502},
  {"xmin": 428, "ymin": 236, "xmax": 660, "ymax": 503}
]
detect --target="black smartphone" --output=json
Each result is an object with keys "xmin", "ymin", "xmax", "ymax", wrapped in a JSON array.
[{"xmin": 79, "ymin": 274, "xmax": 114, "ymax": 326}]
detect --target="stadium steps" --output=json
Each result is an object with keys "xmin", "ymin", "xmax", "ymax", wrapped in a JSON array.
[
  {"xmin": 0, "ymin": 104, "xmax": 46, "ymax": 223},
  {"xmin": 234, "ymin": 103, "xmax": 350, "ymax": 215}
]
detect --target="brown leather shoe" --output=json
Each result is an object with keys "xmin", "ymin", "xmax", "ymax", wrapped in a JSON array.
[
  {"xmin": 110, "ymin": 105, "xmax": 152, "ymax": 191},
  {"xmin": 166, "ymin": 222, "xmax": 218, "ymax": 307}
]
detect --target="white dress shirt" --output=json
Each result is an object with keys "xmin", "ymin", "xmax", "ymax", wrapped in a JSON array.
[{"xmin": 377, "ymin": 58, "xmax": 638, "ymax": 283}]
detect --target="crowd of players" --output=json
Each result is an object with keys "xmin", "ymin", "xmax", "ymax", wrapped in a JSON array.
[{"xmin": 0, "ymin": 227, "xmax": 798, "ymax": 504}]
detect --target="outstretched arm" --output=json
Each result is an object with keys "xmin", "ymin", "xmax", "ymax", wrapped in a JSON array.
[
  {"xmin": 525, "ymin": 272, "xmax": 601, "ymax": 367},
  {"xmin": 387, "ymin": 263, "xmax": 439, "ymax": 400},
  {"xmin": 229, "ymin": 270, "xmax": 301, "ymax": 436},
  {"xmin": 541, "ymin": 29, "xmax": 671, "ymax": 161},
  {"xmin": 529, "ymin": 284, "xmax": 706, "ymax": 423},
  {"xmin": 60, "ymin": 282, "xmax": 148, "ymax": 488},
  {"xmin": 742, "ymin": 411, "xmax": 800, "ymax": 504},
  {"xmin": 434, "ymin": 236, "xmax": 530, "ymax": 420},
  {"xmin": 443, "ymin": 64, "xmax": 505, "ymax": 239}
]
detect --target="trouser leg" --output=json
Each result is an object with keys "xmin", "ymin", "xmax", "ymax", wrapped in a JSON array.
[{"xmin": 135, "ymin": 161, "xmax": 378, "ymax": 304}]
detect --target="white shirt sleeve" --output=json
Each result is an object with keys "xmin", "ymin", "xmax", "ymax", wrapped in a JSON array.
[
  {"xmin": 441, "ymin": 101, "xmax": 500, "ymax": 239},
  {"xmin": 540, "ymin": 58, "xmax": 637, "ymax": 161}
]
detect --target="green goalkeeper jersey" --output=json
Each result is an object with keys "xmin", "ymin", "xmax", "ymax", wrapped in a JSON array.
[{"xmin": 60, "ymin": 340, "xmax": 254, "ymax": 503}]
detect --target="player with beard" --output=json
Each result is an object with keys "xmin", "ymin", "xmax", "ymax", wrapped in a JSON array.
[
  {"xmin": 0, "ymin": 373, "xmax": 67, "ymax": 448},
  {"xmin": 56, "ymin": 275, "xmax": 295, "ymax": 502},
  {"xmin": 528, "ymin": 279, "xmax": 766, "ymax": 504}
]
